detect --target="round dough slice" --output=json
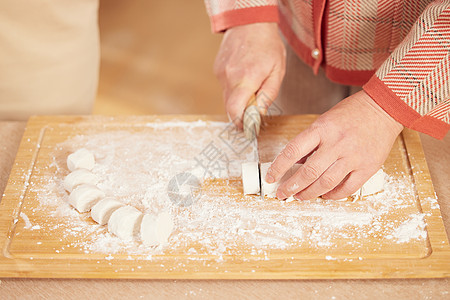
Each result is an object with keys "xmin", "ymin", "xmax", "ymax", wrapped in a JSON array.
[
  {"xmin": 91, "ymin": 198, "xmax": 124, "ymax": 225},
  {"xmin": 140, "ymin": 211, "xmax": 174, "ymax": 246},
  {"xmin": 361, "ymin": 169, "xmax": 385, "ymax": 196},
  {"xmin": 108, "ymin": 206, "xmax": 143, "ymax": 241},
  {"xmin": 68, "ymin": 184, "xmax": 105, "ymax": 213},
  {"xmin": 67, "ymin": 148, "xmax": 95, "ymax": 172},
  {"xmin": 241, "ymin": 162, "xmax": 260, "ymax": 195},
  {"xmin": 64, "ymin": 169, "xmax": 100, "ymax": 192}
]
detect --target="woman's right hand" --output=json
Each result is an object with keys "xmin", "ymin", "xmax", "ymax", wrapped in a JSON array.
[{"xmin": 214, "ymin": 22, "xmax": 286, "ymax": 127}]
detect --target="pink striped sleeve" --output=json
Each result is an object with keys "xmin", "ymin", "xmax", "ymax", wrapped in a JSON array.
[
  {"xmin": 364, "ymin": 0, "xmax": 450, "ymax": 139},
  {"xmin": 203, "ymin": 0, "xmax": 279, "ymax": 33}
]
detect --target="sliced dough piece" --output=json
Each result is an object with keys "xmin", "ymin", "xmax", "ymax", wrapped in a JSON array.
[
  {"xmin": 68, "ymin": 184, "xmax": 105, "ymax": 213},
  {"xmin": 260, "ymin": 163, "xmax": 302, "ymax": 198},
  {"xmin": 67, "ymin": 148, "xmax": 95, "ymax": 172},
  {"xmin": 140, "ymin": 214, "xmax": 158, "ymax": 246},
  {"xmin": 155, "ymin": 211, "xmax": 174, "ymax": 244},
  {"xmin": 260, "ymin": 163, "xmax": 278, "ymax": 197},
  {"xmin": 241, "ymin": 162, "xmax": 260, "ymax": 195},
  {"xmin": 91, "ymin": 198, "xmax": 124, "ymax": 225},
  {"xmin": 361, "ymin": 169, "xmax": 385, "ymax": 196},
  {"xmin": 108, "ymin": 206, "xmax": 143, "ymax": 241},
  {"xmin": 140, "ymin": 211, "xmax": 174, "ymax": 246},
  {"xmin": 64, "ymin": 169, "xmax": 100, "ymax": 192}
]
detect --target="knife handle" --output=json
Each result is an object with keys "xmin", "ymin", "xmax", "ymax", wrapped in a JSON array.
[{"xmin": 243, "ymin": 94, "xmax": 261, "ymax": 140}]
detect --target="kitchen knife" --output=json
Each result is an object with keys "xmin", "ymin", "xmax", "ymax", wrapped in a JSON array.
[{"xmin": 243, "ymin": 95, "xmax": 263, "ymax": 200}]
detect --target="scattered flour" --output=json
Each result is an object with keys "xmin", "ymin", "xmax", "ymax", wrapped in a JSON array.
[
  {"xmin": 20, "ymin": 119, "xmax": 431, "ymax": 260},
  {"xmin": 20, "ymin": 212, "xmax": 32, "ymax": 229},
  {"xmin": 387, "ymin": 214, "xmax": 427, "ymax": 243}
]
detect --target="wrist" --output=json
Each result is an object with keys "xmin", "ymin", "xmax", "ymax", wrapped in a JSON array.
[
  {"xmin": 227, "ymin": 22, "xmax": 279, "ymax": 34},
  {"xmin": 358, "ymin": 90, "xmax": 404, "ymax": 135}
]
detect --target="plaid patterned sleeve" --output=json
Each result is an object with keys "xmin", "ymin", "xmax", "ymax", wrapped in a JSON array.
[
  {"xmin": 363, "ymin": 0, "xmax": 450, "ymax": 139},
  {"xmin": 204, "ymin": 0, "xmax": 279, "ymax": 33}
]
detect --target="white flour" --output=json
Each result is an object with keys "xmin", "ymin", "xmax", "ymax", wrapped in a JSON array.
[
  {"xmin": 387, "ymin": 214, "xmax": 427, "ymax": 243},
  {"xmin": 25, "ymin": 120, "xmax": 430, "ymax": 259}
]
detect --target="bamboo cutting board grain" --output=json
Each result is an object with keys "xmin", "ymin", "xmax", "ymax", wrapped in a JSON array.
[{"xmin": 0, "ymin": 115, "xmax": 449, "ymax": 279}]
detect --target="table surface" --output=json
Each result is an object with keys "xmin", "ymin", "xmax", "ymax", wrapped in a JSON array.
[{"xmin": 0, "ymin": 121, "xmax": 449, "ymax": 299}]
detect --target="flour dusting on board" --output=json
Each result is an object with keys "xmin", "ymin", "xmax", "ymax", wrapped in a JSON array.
[{"xmin": 25, "ymin": 120, "xmax": 430, "ymax": 259}]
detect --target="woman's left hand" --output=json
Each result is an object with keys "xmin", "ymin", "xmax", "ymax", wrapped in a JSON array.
[{"xmin": 265, "ymin": 90, "xmax": 404, "ymax": 200}]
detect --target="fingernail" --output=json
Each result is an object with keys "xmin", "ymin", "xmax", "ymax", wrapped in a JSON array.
[
  {"xmin": 266, "ymin": 173, "xmax": 275, "ymax": 184},
  {"xmin": 276, "ymin": 191, "xmax": 287, "ymax": 200}
]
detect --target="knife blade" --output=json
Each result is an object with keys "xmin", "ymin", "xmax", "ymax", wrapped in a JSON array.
[
  {"xmin": 243, "ymin": 96, "xmax": 263, "ymax": 200},
  {"xmin": 254, "ymin": 124, "xmax": 263, "ymax": 201}
]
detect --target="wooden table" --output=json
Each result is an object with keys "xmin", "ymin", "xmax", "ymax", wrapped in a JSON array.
[{"xmin": 0, "ymin": 121, "xmax": 449, "ymax": 299}]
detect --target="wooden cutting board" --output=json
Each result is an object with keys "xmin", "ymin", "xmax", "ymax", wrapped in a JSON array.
[{"xmin": 0, "ymin": 115, "xmax": 449, "ymax": 279}]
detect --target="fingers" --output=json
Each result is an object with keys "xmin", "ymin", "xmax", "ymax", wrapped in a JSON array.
[
  {"xmin": 293, "ymin": 159, "xmax": 349, "ymax": 200},
  {"xmin": 225, "ymin": 83, "xmax": 259, "ymax": 128},
  {"xmin": 266, "ymin": 129, "xmax": 320, "ymax": 184},
  {"xmin": 321, "ymin": 170, "xmax": 369, "ymax": 200},
  {"xmin": 276, "ymin": 146, "xmax": 338, "ymax": 199}
]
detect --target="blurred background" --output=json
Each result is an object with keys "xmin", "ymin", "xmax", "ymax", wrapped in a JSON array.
[{"xmin": 93, "ymin": 0, "xmax": 224, "ymax": 115}]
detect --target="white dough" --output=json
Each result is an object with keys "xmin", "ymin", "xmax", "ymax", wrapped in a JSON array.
[
  {"xmin": 68, "ymin": 184, "xmax": 105, "ymax": 213},
  {"xmin": 108, "ymin": 206, "xmax": 143, "ymax": 241},
  {"xmin": 361, "ymin": 169, "xmax": 385, "ymax": 196},
  {"xmin": 91, "ymin": 198, "xmax": 124, "ymax": 225},
  {"xmin": 63, "ymin": 169, "xmax": 100, "ymax": 192},
  {"xmin": 335, "ymin": 188, "xmax": 362, "ymax": 201},
  {"xmin": 67, "ymin": 148, "xmax": 95, "ymax": 172},
  {"xmin": 260, "ymin": 163, "xmax": 301, "ymax": 198},
  {"xmin": 260, "ymin": 163, "xmax": 278, "ymax": 197},
  {"xmin": 140, "ymin": 211, "xmax": 174, "ymax": 246},
  {"xmin": 241, "ymin": 162, "xmax": 260, "ymax": 195}
]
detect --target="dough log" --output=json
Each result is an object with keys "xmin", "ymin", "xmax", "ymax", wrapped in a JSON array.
[{"xmin": 361, "ymin": 169, "xmax": 385, "ymax": 196}]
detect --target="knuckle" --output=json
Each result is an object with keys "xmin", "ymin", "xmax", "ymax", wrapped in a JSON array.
[
  {"xmin": 319, "ymin": 173, "xmax": 338, "ymax": 189},
  {"xmin": 282, "ymin": 143, "xmax": 300, "ymax": 160},
  {"xmin": 224, "ymin": 64, "xmax": 237, "ymax": 79},
  {"xmin": 301, "ymin": 163, "xmax": 321, "ymax": 181},
  {"xmin": 225, "ymin": 64, "xmax": 250, "ymax": 81}
]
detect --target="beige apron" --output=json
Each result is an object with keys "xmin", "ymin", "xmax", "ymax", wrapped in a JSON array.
[{"xmin": 0, "ymin": 0, "xmax": 100, "ymax": 120}]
